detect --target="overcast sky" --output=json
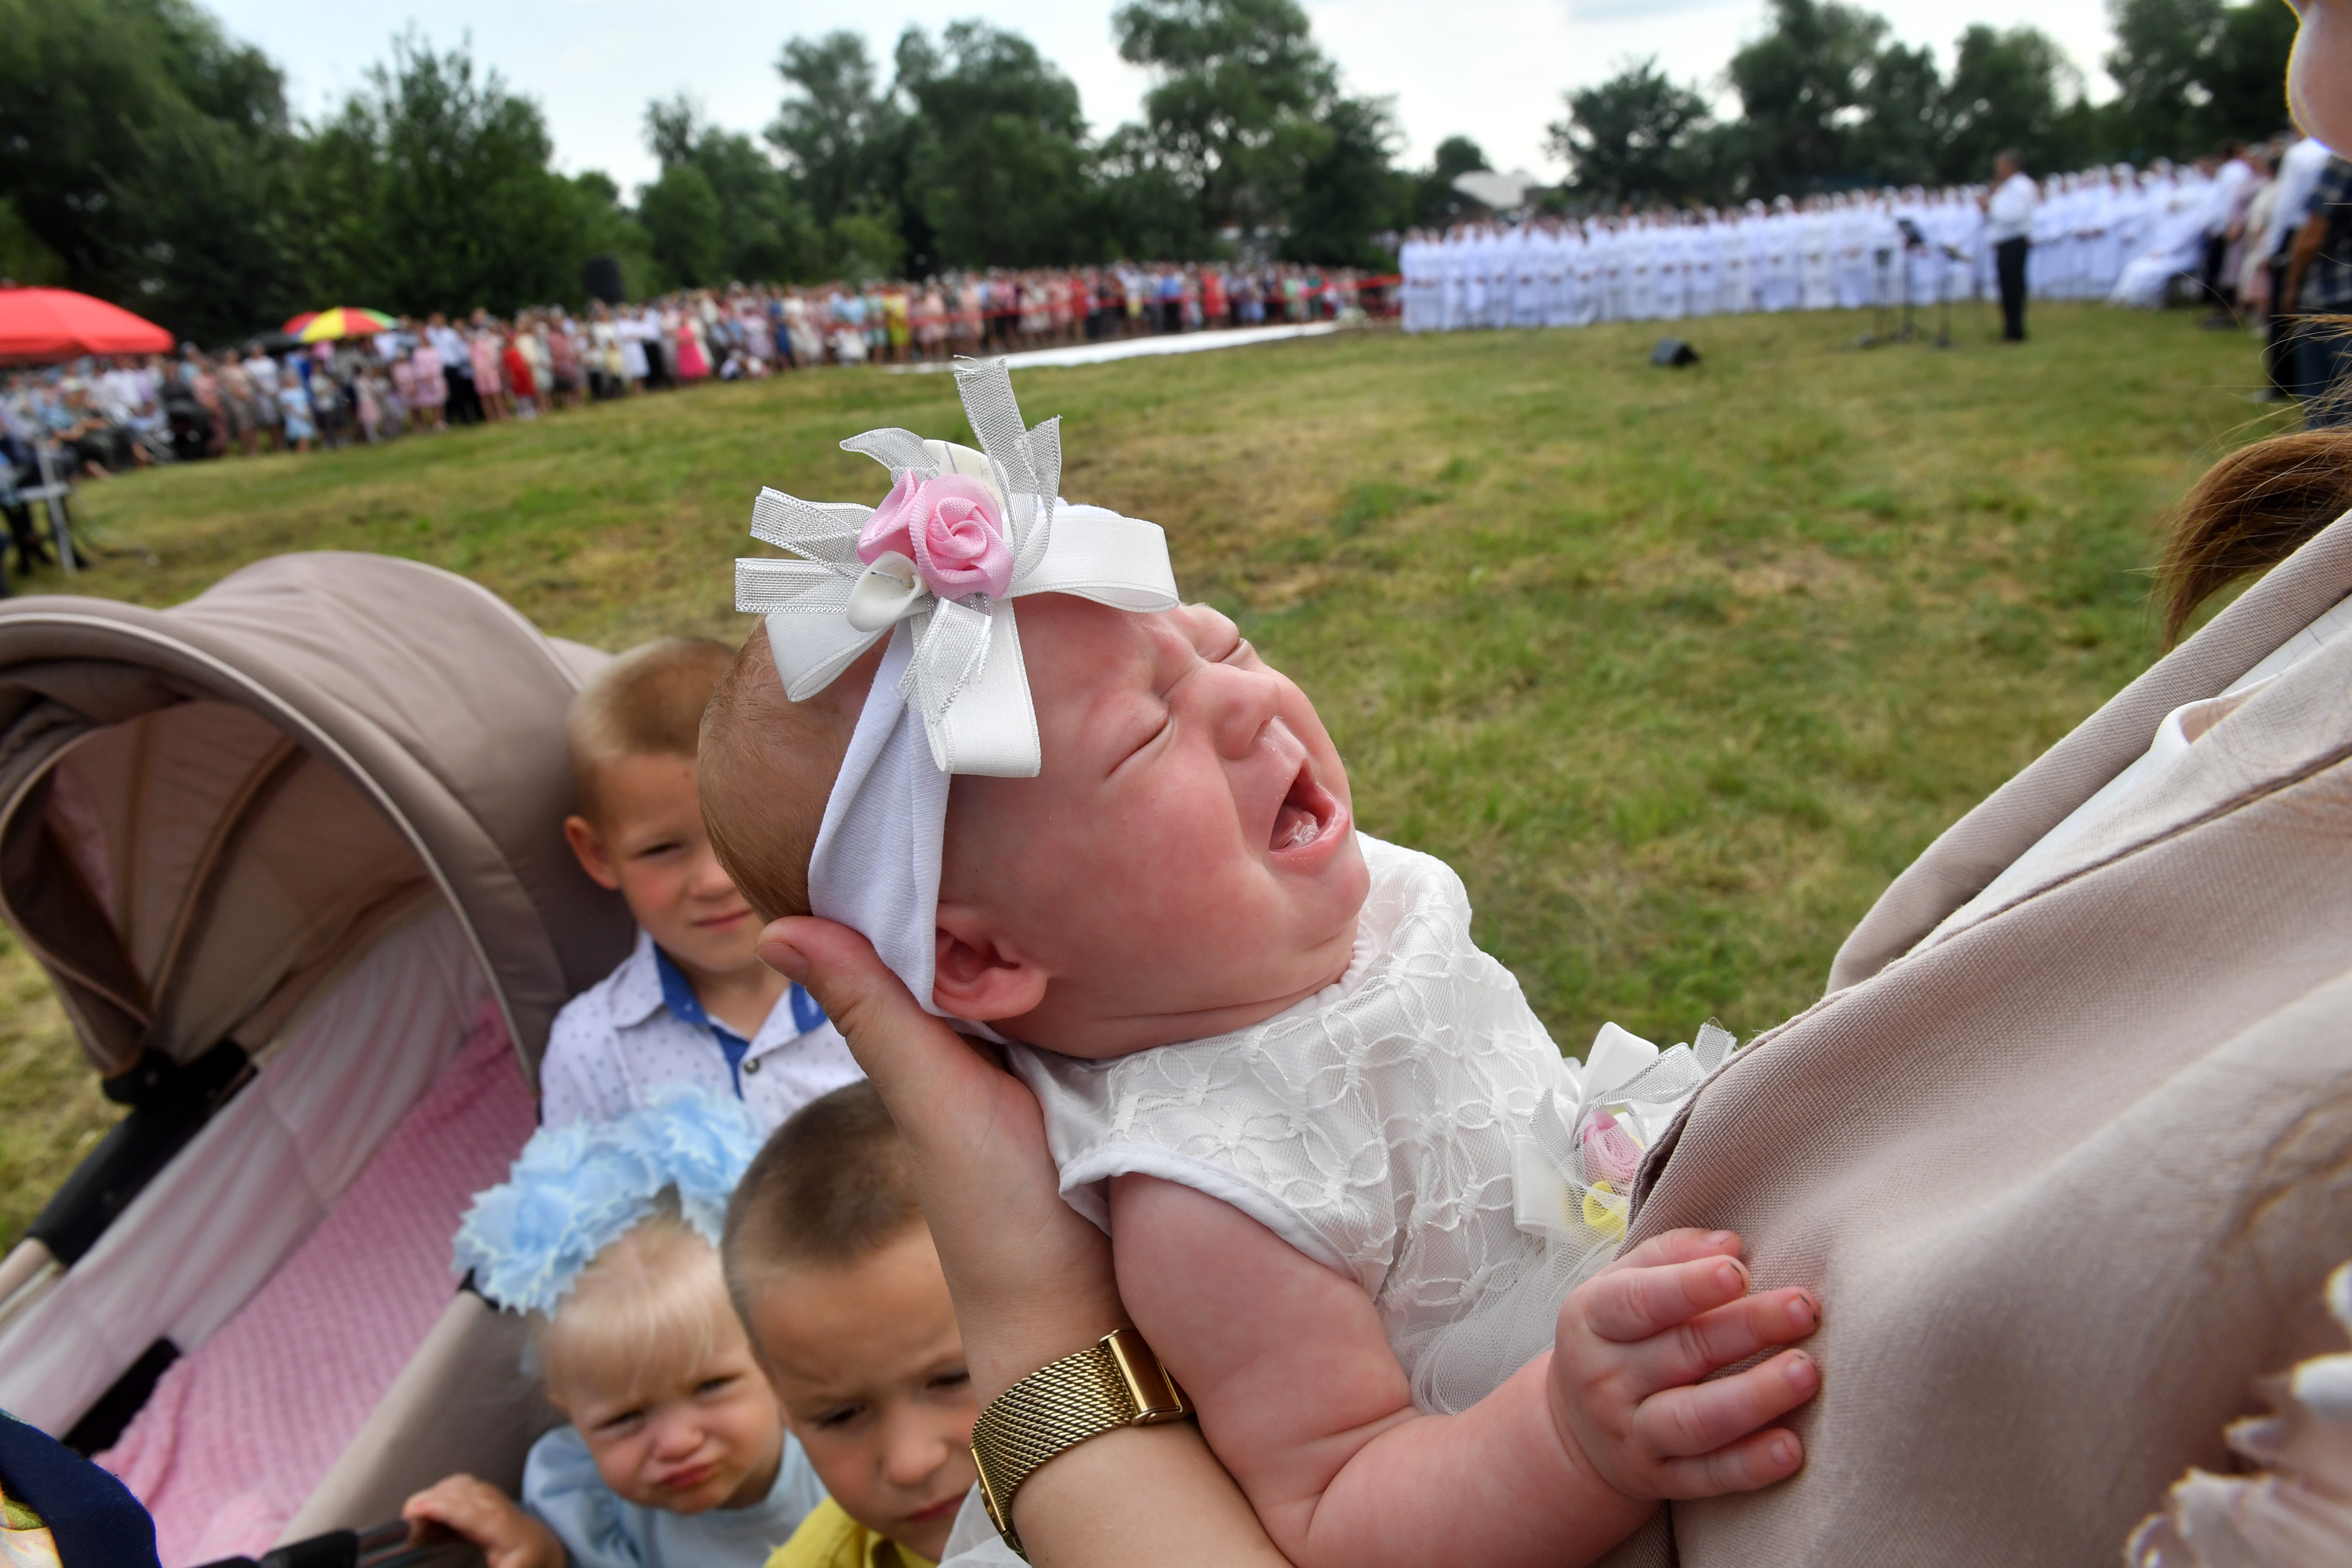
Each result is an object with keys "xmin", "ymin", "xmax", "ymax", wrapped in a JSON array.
[{"xmin": 209, "ymin": 0, "xmax": 2122, "ymax": 194}]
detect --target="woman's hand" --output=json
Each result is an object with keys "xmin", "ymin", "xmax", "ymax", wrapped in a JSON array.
[
  {"xmin": 401, "ymin": 1475, "xmax": 564, "ymax": 1568},
  {"xmin": 757, "ymin": 916, "xmax": 1124, "ymax": 1403},
  {"xmin": 760, "ymin": 917, "xmax": 1295, "ymax": 1567}
]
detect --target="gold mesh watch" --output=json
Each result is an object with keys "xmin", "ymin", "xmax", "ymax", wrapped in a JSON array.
[{"xmin": 969, "ymin": 1327, "xmax": 1192, "ymax": 1560}]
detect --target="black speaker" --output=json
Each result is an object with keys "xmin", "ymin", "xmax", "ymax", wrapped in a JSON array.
[
  {"xmin": 1649, "ymin": 337, "xmax": 1700, "ymax": 367},
  {"xmin": 581, "ymin": 255, "xmax": 627, "ymax": 305}
]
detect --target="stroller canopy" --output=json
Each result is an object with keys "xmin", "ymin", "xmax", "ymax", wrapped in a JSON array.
[{"xmin": 0, "ymin": 550, "xmax": 631, "ymax": 1085}]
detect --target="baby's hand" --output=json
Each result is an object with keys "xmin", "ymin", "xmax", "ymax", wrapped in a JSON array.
[
  {"xmin": 1550, "ymin": 1229, "xmax": 1820, "ymax": 1503},
  {"xmin": 401, "ymin": 1474, "xmax": 565, "ymax": 1568}
]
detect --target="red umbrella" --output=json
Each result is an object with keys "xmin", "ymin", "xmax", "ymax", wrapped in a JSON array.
[{"xmin": 0, "ymin": 286, "xmax": 173, "ymax": 365}]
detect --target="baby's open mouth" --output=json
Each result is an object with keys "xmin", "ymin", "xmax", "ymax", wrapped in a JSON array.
[{"xmin": 1272, "ymin": 764, "xmax": 1340, "ymax": 852}]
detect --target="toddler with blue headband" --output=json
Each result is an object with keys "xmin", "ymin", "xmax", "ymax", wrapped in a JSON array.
[
  {"xmin": 401, "ymin": 1089, "xmax": 826, "ymax": 1568},
  {"xmin": 698, "ymin": 361, "xmax": 1824, "ymax": 1568}
]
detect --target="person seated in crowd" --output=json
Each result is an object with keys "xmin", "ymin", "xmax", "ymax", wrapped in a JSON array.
[
  {"xmin": 723, "ymin": 1081, "xmax": 980, "ymax": 1568},
  {"xmin": 543, "ymin": 637, "xmax": 860, "ymax": 1131},
  {"xmin": 405, "ymin": 1091, "xmax": 827, "ymax": 1568}
]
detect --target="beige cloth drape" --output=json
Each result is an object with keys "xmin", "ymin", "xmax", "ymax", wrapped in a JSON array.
[{"xmin": 1601, "ymin": 512, "xmax": 2352, "ymax": 1566}]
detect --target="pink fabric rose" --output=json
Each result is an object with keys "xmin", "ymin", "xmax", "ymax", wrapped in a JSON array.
[
  {"xmin": 857, "ymin": 473, "xmax": 1014, "ymax": 601},
  {"xmin": 1581, "ymin": 1110, "xmax": 1644, "ymax": 1187}
]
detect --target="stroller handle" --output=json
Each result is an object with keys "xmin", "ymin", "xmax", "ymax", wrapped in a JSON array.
[{"xmin": 194, "ymin": 1519, "xmax": 487, "ymax": 1568}]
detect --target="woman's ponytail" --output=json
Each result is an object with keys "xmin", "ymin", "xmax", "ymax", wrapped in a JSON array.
[{"xmin": 2158, "ymin": 427, "xmax": 2352, "ymax": 645}]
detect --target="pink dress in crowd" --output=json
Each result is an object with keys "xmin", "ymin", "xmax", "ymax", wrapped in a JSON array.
[
  {"xmin": 468, "ymin": 336, "xmax": 502, "ymax": 397},
  {"xmin": 674, "ymin": 321, "xmax": 709, "ymax": 380},
  {"xmin": 408, "ymin": 346, "xmax": 445, "ymax": 406}
]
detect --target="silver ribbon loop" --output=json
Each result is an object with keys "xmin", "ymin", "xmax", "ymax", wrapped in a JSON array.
[{"xmin": 735, "ymin": 359, "xmax": 1179, "ymax": 777}]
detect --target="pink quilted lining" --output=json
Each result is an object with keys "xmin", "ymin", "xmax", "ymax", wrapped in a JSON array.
[{"xmin": 98, "ymin": 1006, "xmax": 536, "ymax": 1567}]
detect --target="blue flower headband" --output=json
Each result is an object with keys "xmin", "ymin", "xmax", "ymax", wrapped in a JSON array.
[{"xmin": 452, "ymin": 1086, "xmax": 765, "ymax": 1316}]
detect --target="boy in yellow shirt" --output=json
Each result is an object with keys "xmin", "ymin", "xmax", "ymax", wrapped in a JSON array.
[{"xmin": 722, "ymin": 1083, "xmax": 979, "ymax": 1568}]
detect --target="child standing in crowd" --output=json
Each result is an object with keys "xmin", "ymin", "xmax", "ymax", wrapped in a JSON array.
[
  {"xmin": 405, "ymin": 1091, "xmax": 829, "ymax": 1568},
  {"xmin": 502, "ymin": 330, "xmax": 539, "ymax": 420},
  {"xmin": 724, "ymin": 1082, "xmax": 979, "ymax": 1568},
  {"xmin": 274, "ymin": 362, "xmax": 314, "ymax": 453},
  {"xmin": 543, "ymin": 637, "xmax": 860, "ymax": 1132}
]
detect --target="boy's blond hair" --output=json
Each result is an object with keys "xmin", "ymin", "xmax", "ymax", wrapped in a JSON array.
[
  {"xmin": 568, "ymin": 637, "xmax": 735, "ymax": 822},
  {"xmin": 697, "ymin": 625, "xmax": 866, "ymax": 923},
  {"xmin": 720, "ymin": 1081, "xmax": 922, "ymax": 1325},
  {"xmin": 536, "ymin": 1200, "xmax": 739, "ymax": 1407}
]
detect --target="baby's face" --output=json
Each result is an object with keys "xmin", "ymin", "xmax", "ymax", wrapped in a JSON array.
[
  {"xmin": 552, "ymin": 1315, "xmax": 783, "ymax": 1515},
  {"xmin": 936, "ymin": 598, "xmax": 1369, "ymax": 1056}
]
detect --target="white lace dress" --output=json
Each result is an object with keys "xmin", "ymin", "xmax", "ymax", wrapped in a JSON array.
[{"xmin": 1008, "ymin": 835, "xmax": 1732, "ymax": 1416}]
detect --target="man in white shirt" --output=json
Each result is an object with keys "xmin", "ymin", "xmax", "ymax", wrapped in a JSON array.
[{"xmin": 1981, "ymin": 149, "xmax": 2038, "ymax": 341}]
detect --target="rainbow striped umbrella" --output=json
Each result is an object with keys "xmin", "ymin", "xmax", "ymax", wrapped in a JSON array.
[{"xmin": 282, "ymin": 307, "xmax": 396, "ymax": 343}]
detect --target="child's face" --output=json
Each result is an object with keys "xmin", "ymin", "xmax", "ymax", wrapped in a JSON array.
[
  {"xmin": 935, "ymin": 597, "xmax": 1370, "ymax": 1056},
  {"xmin": 554, "ymin": 1319, "xmax": 784, "ymax": 1515},
  {"xmin": 745, "ymin": 1227, "xmax": 977, "ymax": 1564},
  {"xmin": 565, "ymin": 753, "xmax": 763, "ymax": 980}
]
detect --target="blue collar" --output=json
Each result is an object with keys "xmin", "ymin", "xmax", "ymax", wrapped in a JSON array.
[{"xmin": 652, "ymin": 949, "xmax": 826, "ymax": 1096}]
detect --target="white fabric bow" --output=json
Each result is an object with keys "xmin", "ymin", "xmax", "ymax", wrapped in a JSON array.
[
  {"xmin": 1513, "ymin": 1021, "xmax": 1738, "ymax": 1244},
  {"xmin": 735, "ymin": 357, "xmax": 1179, "ymax": 777}
]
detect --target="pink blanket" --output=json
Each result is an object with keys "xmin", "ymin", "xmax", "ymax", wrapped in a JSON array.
[{"xmin": 99, "ymin": 1009, "xmax": 536, "ymax": 1566}]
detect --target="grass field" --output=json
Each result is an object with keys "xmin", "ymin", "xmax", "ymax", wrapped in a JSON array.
[{"xmin": 0, "ymin": 303, "xmax": 2291, "ymax": 1243}]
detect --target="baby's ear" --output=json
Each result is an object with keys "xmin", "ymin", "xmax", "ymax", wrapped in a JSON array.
[{"xmin": 931, "ymin": 905, "xmax": 1049, "ymax": 1022}]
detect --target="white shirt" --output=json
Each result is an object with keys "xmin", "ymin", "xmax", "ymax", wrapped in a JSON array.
[
  {"xmin": 539, "ymin": 929, "xmax": 862, "ymax": 1131},
  {"xmin": 2263, "ymin": 137, "xmax": 2339, "ymax": 263},
  {"xmin": 1985, "ymin": 172, "xmax": 2038, "ymax": 245},
  {"xmin": 1012, "ymin": 837, "xmax": 1710, "ymax": 1418}
]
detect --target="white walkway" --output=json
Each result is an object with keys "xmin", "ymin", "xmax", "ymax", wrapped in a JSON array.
[{"xmin": 891, "ymin": 321, "xmax": 1341, "ymax": 373}]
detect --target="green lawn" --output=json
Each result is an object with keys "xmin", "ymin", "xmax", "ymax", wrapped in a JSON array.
[{"xmin": 0, "ymin": 303, "xmax": 2289, "ymax": 1242}]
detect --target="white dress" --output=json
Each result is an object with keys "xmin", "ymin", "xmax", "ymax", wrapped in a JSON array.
[{"xmin": 1010, "ymin": 836, "xmax": 1730, "ymax": 1417}]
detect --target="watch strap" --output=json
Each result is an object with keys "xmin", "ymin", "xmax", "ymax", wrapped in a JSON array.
[{"xmin": 969, "ymin": 1327, "xmax": 1190, "ymax": 1560}]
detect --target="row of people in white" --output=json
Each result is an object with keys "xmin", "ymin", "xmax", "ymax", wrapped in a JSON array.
[{"xmin": 1399, "ymin": 160, "xmax": 2238, "ymax": 332}]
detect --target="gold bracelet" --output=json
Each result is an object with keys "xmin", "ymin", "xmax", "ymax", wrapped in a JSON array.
[{"xmin": 968, "ymin": 1327, "xmax": 1192, "ymax": 1561}]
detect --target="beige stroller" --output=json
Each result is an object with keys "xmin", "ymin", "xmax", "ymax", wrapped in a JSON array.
[{"xmin": 0, "ymin": 552, "xmax": 633, "ymax": 1565}]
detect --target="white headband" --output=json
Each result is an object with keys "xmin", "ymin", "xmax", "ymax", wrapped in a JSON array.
[{"xmin": 735, "ymin": 359, "xmax": 1179, "ymax": 1024}]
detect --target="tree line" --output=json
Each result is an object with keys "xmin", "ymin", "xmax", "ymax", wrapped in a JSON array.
[
  {"xmin": 1549, "ymin": 0, "xmax": 2300, "ymax": 210},
  {"xmin": 0, "ymin": 0, "xmax": 2304, "ymax": 344}
]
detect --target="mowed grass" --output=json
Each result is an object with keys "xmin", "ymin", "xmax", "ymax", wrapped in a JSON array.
[{"xmin": 1, "ymin": 303, "xmax": 2286, "ymax": 1240}]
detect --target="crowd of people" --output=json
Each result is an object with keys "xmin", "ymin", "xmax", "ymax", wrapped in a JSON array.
[
  {"xmin": 0, "ymin": 263, "xmax": 1381, "ymax": 479},
  {"xmin": 1397, "ymin": 154, "xmax": 2259, "ymax": 332}
]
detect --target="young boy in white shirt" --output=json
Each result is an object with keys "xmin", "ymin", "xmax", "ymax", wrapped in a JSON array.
[{"xmin": 543, "ymin": 638, "xmax": 862, "ymax": 1131}]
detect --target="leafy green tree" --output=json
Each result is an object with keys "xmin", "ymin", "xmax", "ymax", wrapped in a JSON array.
[
  {"xmin": 2199, "ymin": 0, "xmax": 2299, "ymax": 144},
  {"xmin": 1279, "ymin": 93, "xmax": 1406, "ymax": 264},
  {"xmin": 1406, "ymin": 135, "xmax": 1489, "ymax": 227},
  {"xmin": 1093, "ymin": 123, "xmax": 1215, "ymax": 259},
  {"xmin": 1936, "ymin": 25, "xmax": 2089, "ymax": 182},
  {"xmin": 641, "ymin": 95, "xmax": 813, "ymax": 285},
  {"xmin": 300, "ymin": 35, "xmax": 607, "ymax": 317},
  {"xmin": 896, "ymin": 23, "xmax": 1097, "ymax": 269},
  {"xmin": 1845, "ymin": 38, "xmax": 1942, "ymax": 186},
  {"xmin": 1545, "ymin": 58, "xmax": 1715, "ymax": 205},
  {"xmin": 2101, "ymin": 0, "xmax": 2292, "ymax": 155},
  {"xmin": 0, "ymin": 0, "xmax": 305, "ymax": 340},
  {"xmin": 768, "ymin": 32, "xmax": 906, "ymax": 230},
  {"xmin": 1720, "ymin": 0, "xmax": 1899, "ymax": 192},
  {"xmin": 638, "ymin": 162, "xmax": 725, "ymax": 287},
  {"xmin": 1113, "ymin": 0, "xmax": 1342, "ymax": 239},
  {"xmin": 2103, "ymin": 0, "xmax": 2224, "ymax": 156}
]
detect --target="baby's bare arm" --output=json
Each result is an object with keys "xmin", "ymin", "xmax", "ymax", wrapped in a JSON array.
[{"xmin": 1108, "ymin": 1175, "xmax": 1819, "ymax": 1568}]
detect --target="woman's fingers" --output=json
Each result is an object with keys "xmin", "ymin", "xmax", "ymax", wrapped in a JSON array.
[
  {"xmin": 1579, "ymin": 1251, "xmax": 1753, "ymax": 1342},
  {"xmin": 758, "ymin": 915, "xmax": 1124, "ymax": 1400},
  {"xmin": 1635, "ymin": 1348, "xmax": 1820, "ymax": 1463}
]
